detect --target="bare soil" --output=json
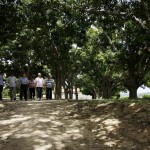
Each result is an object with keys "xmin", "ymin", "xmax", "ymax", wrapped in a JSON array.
[{"xmin": 0, "ymin": 100, "xmax": 150, "ymax": 150}]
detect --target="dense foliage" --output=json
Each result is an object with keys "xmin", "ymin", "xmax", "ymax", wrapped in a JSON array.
[{"xmin": 0, "ymin": 0, "xmax": 150, "ymax": 99}]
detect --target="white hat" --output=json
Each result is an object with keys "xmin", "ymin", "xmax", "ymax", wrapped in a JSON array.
[{"xmin": 38, "ymin": 73, "xmax": 41, "ymax": 76}]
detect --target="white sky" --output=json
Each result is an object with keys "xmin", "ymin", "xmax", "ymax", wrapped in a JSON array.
[
  {"xmin": 121, "ymin": 86, "xmax": 150, "ymax": 95},
  {"xmin": 137, "ymin": 86, "xmax": 150, "ymax": 93}
]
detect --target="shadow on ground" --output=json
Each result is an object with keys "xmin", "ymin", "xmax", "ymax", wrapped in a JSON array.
[{"xmin": 0, "ymin": 100, "xmax": 149, "ymax": 150}]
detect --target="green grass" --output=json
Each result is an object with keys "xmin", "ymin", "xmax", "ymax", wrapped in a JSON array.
[{"xmin": 142, "ymin": 94, "xmax": 150, "ymax": 100}]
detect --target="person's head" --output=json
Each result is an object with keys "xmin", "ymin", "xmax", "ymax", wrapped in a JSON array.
[
  {"xmin": 48, "ymin": 74, "xmax": 51, "ymax": 79},
  {"xmin": 10, "ymin": 73, "xmax": 14, "ymax": 76},
  {"xmin": 38, "ymin": 73, "xmax": 41, "ymax": 77},
  {"xmin": 23, "ymin": 73, "xmax": 26, "ymax": 77}
]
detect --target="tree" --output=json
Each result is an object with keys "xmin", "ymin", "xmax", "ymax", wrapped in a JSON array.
[
  {"xmin": 1, "ymin": 0, "xmax": 149, "ymax": 100},
  {"xmin": 87, "ymin": 0, "xmax": 150, "ymax": 99}
]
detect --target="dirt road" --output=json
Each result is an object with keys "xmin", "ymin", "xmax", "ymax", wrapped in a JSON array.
[{"xmin": 0, "ymin": 100, "xmax": 149, "ymax": 150}]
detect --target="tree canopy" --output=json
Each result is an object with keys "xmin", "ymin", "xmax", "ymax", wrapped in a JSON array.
[{"xmin": 0, "ymin": 0, "xmax": 150, "ymax": 99}]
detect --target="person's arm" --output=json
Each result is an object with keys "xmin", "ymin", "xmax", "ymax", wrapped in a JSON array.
[
  {"xmin": 17, "ymin": 77, "xmax": 21, "ymax": 86},
  {"xmin": 34, "ymin": 78, "xmax": 37, "ymax": 87},
  {"xmin": 52, "ymin": 80, "xmax": 55, "ymax": 90},
  {"xmin": 26, "ymin": 78, "xmax": 29, "ymax": 85},
  {"xmin": 43, "ymin": 78, "xmax": 46, "ymax": 88}
]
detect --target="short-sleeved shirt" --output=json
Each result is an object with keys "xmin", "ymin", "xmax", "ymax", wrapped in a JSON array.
[
  {"xmin": 29, "ymin": 80, "xmax": 36, "ymax": 88},
  {"xmin": 35, "ymin": 77, "xmax": 44, "ymax": 87},
  {"xmin": 19, "ymin": 77, "xmax": 29, "ymax": 85},
  {"xmin": 46, "ymin": 79, "xmax": 54, "ymax": 88},
  {"xmin": 8, "ymin": 76, "xmax": 17, "ymax": 87}
]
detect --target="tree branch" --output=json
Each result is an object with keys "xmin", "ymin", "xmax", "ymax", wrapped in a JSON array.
[
  {"xmin": 103, "ymin": 32, "xmax": 118, "ymax": 51},
  {"xmin": 131, "ymin": 15, "xmax": 148, "ymax": 30}
]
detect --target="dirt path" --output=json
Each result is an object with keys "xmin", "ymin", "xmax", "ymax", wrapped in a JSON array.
[{"xmin": 0, "ymin": 100, "xmax": 149, "ymax": 150}]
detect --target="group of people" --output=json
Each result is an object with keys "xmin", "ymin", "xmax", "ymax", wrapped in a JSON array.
[{"xmin": 0, "ymin": 72, "xmax": 54, "ymax": 101}]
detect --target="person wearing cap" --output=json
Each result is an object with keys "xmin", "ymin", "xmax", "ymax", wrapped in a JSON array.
[
  {"xmin": 0, "ymin": 72, "xmax": 4, "ymax": 101},
  {"xmin": 19, "ymin": 73, "xmax": 29, "ymax": 101},
  {"xmin": 35, "ymin": 73, "xmax": 44, "ymax": 101},
  {"xmin": 45, "ymin": 75, "xmax": 54, "ymax": 100}
]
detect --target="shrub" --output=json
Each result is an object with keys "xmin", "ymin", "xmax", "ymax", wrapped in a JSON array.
[
  {"xmin": 2, "ymin": 87, "xmax": 9, "ymax": 98},
  {"xmin": 142, "ymin": 94, "xmax": 150, "ymax": 100}
]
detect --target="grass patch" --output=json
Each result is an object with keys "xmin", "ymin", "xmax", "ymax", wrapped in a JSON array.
[{"xmin": 142, "ymin": 94, "xmax": 150, "ymax": 100}]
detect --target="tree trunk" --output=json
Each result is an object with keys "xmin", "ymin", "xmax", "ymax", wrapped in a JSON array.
[
  {"xmin": 75, "ymin": 86, "xmax": 78, "ymax": 100},
  {"xmin": 64, "ymin": 88, "xmax": 68, "ymax": 99},
  {"xmin": 125, "ymin": 75, "xmax": 139, "ymax": 99},
  {"xmin": 102, "ymin": 78, "xmax": 112, "ymax": 99},
  {"xmin": 92, "ymin": 88, "xmax": 101, "ymax": 100},
  {"xmin": 69, "ymin": 85, "xmax": 73, "ymax": 99},
  {"xmin": 92, "ymin": 93, "xmax": 96, "ymax": 99},
  {"xmin": 67, "ymin": 77, "xmax": 73, "ymax": 100},
  {"xmin": 55, "ymin": 67, "xmax": 62, "ymax": 99},
  {"xmin": 128, "ymin": 86, "xmax": 138, "ymax": 99}
]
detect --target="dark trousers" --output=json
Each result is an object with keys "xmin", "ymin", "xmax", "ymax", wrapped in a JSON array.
[
  {"xmin": 20, "ymin": 84, "xmax": 28, "ymax": 100},
  {"xmin": 0, "ymin": 85, "xmax": 3, "ymax": 100},
  {"xmin": 46, "ymin": 88, "xmax": 52, "ymax": 100},
  {"xmin": 29, "ymin": 88, "xmax": 35, "ymax": 99},
  {"xmin": 36, "ymin": 87, "xmax": 42, "ymax": 99}
]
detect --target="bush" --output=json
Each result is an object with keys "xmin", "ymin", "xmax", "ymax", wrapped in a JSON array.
[
  {"xmin": 2, "ymin": 87, "xmax": 9, "ymax": 98},
  {"xmin": 142, "ymin": 94, "xmax": 150, "ymax": 100}
]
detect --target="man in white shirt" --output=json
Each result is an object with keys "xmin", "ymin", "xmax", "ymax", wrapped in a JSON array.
[
  {"xmin": 7, "ymin": 73, "xmax": 17, "ymax": 101},
  {"xmin": 35, "ymin": 73, "xmax": 44, "ymax": 101},
  {"xmin": 0, "ymin": 72, "xmax": 4, "ymax": 101}
]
